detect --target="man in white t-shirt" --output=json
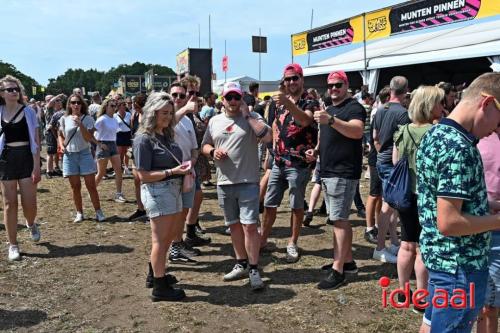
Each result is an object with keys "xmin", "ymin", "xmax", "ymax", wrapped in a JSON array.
[{"xmin": 88, "ymin": 92, "xmax": 101, "ymax": 120}]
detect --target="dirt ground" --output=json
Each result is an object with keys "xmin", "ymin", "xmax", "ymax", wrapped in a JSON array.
[{"xmin": 0, "ymin": 161, "xmax": 423, "ymax": 333}]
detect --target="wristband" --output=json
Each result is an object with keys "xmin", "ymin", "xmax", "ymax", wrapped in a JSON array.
[
  {"xmin": 328, "ymin": 115, "xmax": 336, "ymax": 126},
  {"xmin": 256, "ymin": 126, "xmax": 269, "ymax": 139},
  {"xmin": 209, "ymin": 148, "xmax": 215, "ymax": 158}
]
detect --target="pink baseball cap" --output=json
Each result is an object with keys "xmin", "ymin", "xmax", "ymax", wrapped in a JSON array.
[
  {"xmin": 283, "ymin": 63, "xmax": 303, "ymax": 77},
  {"xmin": 327, "ymin": 71, "xmax": 348, "ymax": 84},
  {"xmin": 222, "ymin": 82, "xmax": 242, "ymax": 97}
]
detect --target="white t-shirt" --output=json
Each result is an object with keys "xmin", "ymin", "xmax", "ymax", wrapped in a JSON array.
[
  {"xmin": 114, "ymin": 112, "xmax": 132, "ymax": 132},
  {"xmin": 174, "ymin": 116, "xmax": 198, "ymax": 162},
  {"xmin": 59, "ymin": 115, "xmax": 95, "ymax": 153},
  {"xmin": 94, "ymin": 114, "xmax": 119, "ymax": 141},
  {"xmin": 88, "ymin": 103, "xmax": 101, "ymax": 120}
]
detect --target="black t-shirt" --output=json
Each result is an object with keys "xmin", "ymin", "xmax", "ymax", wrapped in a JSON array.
[
  {"xmin": 373, "ymin": 102, "xmax": 410, "ymax": 165},
  {"xmin": 319, "ymin": 98, "xmax": 366, "ymax": 179}
]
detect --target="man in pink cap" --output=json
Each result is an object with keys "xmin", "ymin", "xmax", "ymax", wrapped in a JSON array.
[
  {"xmin": 260, "ymin": 63, "xmax": 317, "ymax": 263},
  {"xmin": 202, "ymin": 81, "xmax": 271, "ymax": 290},
  {"xmin": 310, "ymin": 70, "xmax": 366, "ymax": 289}
]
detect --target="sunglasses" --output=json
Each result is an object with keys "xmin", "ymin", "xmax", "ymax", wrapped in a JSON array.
[
  {"xmin": 172, "ymin": 93, "xmax": 187, "ymax": 99},
  {"xmin": 225, "ymin": 94, "xmax": 241, "ymax": 102},
  {"xmin": 283, "ymin": 75, "xmax": 300, "ymax": 82},
  {"xmin": 109, "ymin": 104, "xmax": 117, "ymax": 108},
  {"xmin": 55, "ymin": 99, "xmax": 62, "ymax": 103},
  {"xmin": 327, "ymin": 82, "xmax": 344, "ymax": 89},
  {"xmin": 188, "ymin": 91, "xmax": 201, "ymax": 97},
  {"xmin": 481, "ymin": 92, "xmax": 500, "ymax": 110},
  {"xmin": 70, "ymin": 100, "xmax": 82, "ymax": 105},
  {"xmin": 1, "ymin": 87, "xmax": 21, "ymax": 93}
]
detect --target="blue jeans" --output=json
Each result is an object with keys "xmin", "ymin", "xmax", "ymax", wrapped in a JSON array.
[{"xmin": 423, "ymin": 267, "xmax": 488, "ymax": 333}]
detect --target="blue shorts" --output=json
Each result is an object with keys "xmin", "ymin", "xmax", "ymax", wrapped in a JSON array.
[
  {"xmin": 264, "ymin": 164, "xmax": 310, "ymax": 209},
  {"xmin": 321, "ymin": 177, "xmax": 358, "ymax": 221},
  {"xmin": 141, "ymin": 178, "xmax": 183, "ymax": 218},
  {"xmin": 63, "ymin": 148, "xmax": 97, "ymax": 177},
  {"xmin": 423, "ymin": 267, "xmax": 488, "ymax": 332},
  {"xmin": 96, "ymin": 141, "xmax": 118, "ymax": 159},
  {"xmin": 376, "ymin": 162, "xmax": 393, "ymax": 187},
  {"xmin": 485, "ymin": 231, "xmax": 500, "ymax": 307},
  {"xmin": 182, "ymin": 184, "xmax": 195, "ymax": 209},
  {"xmin": 217, "ymin": 183, "xmax": 259, "ymax": 226}
]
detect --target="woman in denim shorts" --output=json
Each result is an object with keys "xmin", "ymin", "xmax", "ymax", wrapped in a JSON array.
[
  {"xmin": 133, "ymin": 92, "xmax": 191, "ymax": 302},
  {"xmin": 0, "ymin": 75, "xmax": 41, "ymax": 261},
  {"xmin": 58, "ymin": 94, "xmax": 105, "ymax": 223},
  {"xmin": 94, "ymin": 98, "xmax": 125, "ymax": 203}
]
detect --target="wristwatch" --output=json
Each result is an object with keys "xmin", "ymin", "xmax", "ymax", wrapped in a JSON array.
[{"xmin": 328, "ymin": 115, "xmax": 336, "ymax": 126}]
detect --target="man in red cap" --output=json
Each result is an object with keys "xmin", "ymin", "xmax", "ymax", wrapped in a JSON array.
[
  {"xmin": 309, "ymin": 70, "xmax": 366, "ymax": 289},
  {"xmin": 260, "ymin": 63, "xmax": 317, "ymax": 263}
]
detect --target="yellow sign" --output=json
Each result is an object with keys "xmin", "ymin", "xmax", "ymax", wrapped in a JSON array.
[
  {"xmin": 292, "ymin": 32, "xmax": 308, "ymax": 57},
  {"xmin": 365, "ymin": 9, "xmax": 391, "ymax": 41},
  {"xmin": 32, "ymin": 86, "xmax": 37, "ymax": 96}
]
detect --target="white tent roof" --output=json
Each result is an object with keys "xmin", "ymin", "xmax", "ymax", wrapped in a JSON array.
[{"xmin": 304, "ymin": 18, "xmax": 500, "ymax": 76}]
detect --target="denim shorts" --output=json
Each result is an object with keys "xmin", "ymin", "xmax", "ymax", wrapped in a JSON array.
[
  {"xmin": 217, "ymin": 183, "xmax": 259, "ymax": 226},
  {"xmin": 63, "ymin": 148, "xmax": 97, "ymax": 177},
  {"xmin": 141, "ymin": 178, "xmax": 183, "ymax": 218},
  {"xmin": 96, "ymin": 141, "xmax": 118, "ymax": 159},
  {"xmin": 485, "ymin": 231, "xmax": 500, "ymax": 307},
  {"xmin": 182, "ymin": 184, "xmax": 195, "ymax": 209},
  {"xmin": 423, "ymin": 267, "xmax": 488, "ymax": 332},
  {"xmin": 264, "ymin": 164, "xmax": 310, "ymax": 209},
  {"xmin": 376, "ymin": 162, "xmax": 393, "ymax": 187},
  {"xmin": 321, "ymin": 177, "xmax": 358, "ymax": 221}
]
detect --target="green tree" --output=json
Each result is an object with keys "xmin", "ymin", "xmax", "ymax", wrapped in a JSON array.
[{"xmin": 0, "ymin": 60, "xmax": 41, "ymax": 99}]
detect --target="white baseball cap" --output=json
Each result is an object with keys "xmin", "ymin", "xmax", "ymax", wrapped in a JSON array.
[{"xmin": 222, "ymin": 82, "xmax": 242, "ymax": 97}]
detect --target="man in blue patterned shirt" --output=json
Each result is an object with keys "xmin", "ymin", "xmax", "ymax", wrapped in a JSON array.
[{"xmin": 417, "ymin": 73, "xmax": 500, "ymax": 333}]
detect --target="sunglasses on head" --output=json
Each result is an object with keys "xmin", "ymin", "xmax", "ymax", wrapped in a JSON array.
[
  {"xmin": 188, "ymin": 91, "xmax": 201, "ymax": 97},
  {"xmin": 225, "ymin": 94, "xmax": 241, "ymax": 102},
  {"xmin": 172, "ymin": 92, "xmax": 186, "ymax": 99},
  {"xmin": 328, "ymin": 82, "xmax": 344, "ymax": 89},
  {"xmin": 481, "ymin": 92, "xmax": 500, "ymax": 110},
  {"xmin": 1, "ymin": 87, "xmax": 21, "ymax": 93},
  {"xmin": 70, "ymin": 100, "xmax": 82, "ymax": 105},
  {"xmin": 284, "ymin": 75, "xmax": 300, "ymax": 82}
]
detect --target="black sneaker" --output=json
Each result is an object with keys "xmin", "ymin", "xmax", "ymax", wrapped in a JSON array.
[
  {"xmin": 317, "ymin": 269, "xmax": 346, "ymax": 290},
  {"xmin": 321, "ymin": 261, "xmax": 357, "ymax": 274},
  {"xmin": 169, "ymin": 250, "xmax": 198, "ymax": 264},
  {"xmin": 356, "ymin": 208, "xmax": 366, "ymax": 219},
  {"xmin": 303, "ymin": 211, "xmax": 313, "ymax": 227},
  {"xmin": 146, "ymin": 273, "xmax": 178, "ymax": 288},
  {"xmin": 54, "ymin": 169, "xmax": 63, "ymax": 176},
  {"xmin": 179, "ymin": 241, "xmax": 201, "ymax": 256},
  {"xmin": 195, "ymin": 220, "xmax": 205, "ymax": 234},
  {"xmin": 397, "ymin": 289, "xmax": 413, "ymax": 305},
  {"xmin": 184, "ymin": 234, "xmax": 211, "ymax": 247},
  {"xmin": 413, "ymin": 299, "xmax": 426, "ymax": 314},
  {"xmin": 364, "ymin": 228, "xmax": 378, "ymax": 244},
  {"xmin": 326, "ymin": 218, "xmax": 334, "ymax": 225},
  {"xmin": 151, "ymin": 276, "xmax": 185, "ymax": 302},
  {"xmin": 129, "ymin": 209, "xmax": 147, "ymax": 221}
]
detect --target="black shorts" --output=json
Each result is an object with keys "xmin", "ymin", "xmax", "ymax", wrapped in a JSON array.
[
  {"xmin": 45, "ymin": 131, "xmax": 58, "ymax": 155},
  {"xmin": 369, "ymin": 165, "xmax": 382, "ymax": 197},
  {"xmin": 0, "ymin": 146, "xmax": 34, "ymax": 180},
  {"xmin": 116, "ymin": 131, "xmax": 132, "ymax": 147},
  {"xmin": 398, "ymin": 194, "xmax": 421, "ymax": 242}
]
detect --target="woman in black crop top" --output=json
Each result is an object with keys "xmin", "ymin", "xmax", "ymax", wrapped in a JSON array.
[{"xmin": 0, "ymin": 75, "xmax": 41, "ymax": 261}]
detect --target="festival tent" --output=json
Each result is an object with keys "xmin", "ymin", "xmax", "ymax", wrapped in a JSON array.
[{"xmin": 303, "ymin": 18, "xmax": 500, "ymax": 93}]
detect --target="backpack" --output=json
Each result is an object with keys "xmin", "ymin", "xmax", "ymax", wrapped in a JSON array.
[{"xmin": 382, "ymin": 125, "xmax": 417, "ymax": 211}]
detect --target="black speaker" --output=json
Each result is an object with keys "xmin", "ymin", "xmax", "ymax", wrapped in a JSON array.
[{"xmin": 181, "ymin": 48, "xmax": 213, "ymax": 95}]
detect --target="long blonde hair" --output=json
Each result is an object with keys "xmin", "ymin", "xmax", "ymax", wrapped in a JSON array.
[
  {"xmin": 0, "ymin": 75, "xmax": 26, "ymax": 105},
  {"xmin": 137, "ymin": 92, "xmax": 175, "ymax": 141}
]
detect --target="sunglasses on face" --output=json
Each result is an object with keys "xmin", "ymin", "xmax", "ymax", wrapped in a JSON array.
[
  {"xmin": 328, "ymin": 82, "xmax": 344, "ymax": 89},
  {"xmin": 1, "ymin": 87, "xmax": 21, "ymax": 93},
  {"xmin": 481, "ymin": 92, "xmax": 500, "ymax": 110},
  {"xmin": 284, "ymin": 75, "xmax": 300, "ymax": 83},
  {"xmin": 172, "ymin": 93, "xmax": 186, "ymax": 99},
  {"xmin": 225, "ymin": 94, "xmax": 241, "ymax": 102},
  {"xmin": 55, "ymin": 99, "xmax": 61, "ymax": 103},
  {"xmin": 70, "ymin": 100, "xmax": 82, "ymax": 105},
  {"xmin": 188, "ymin": 91, "xmax": 201, "ymax": 97},
  {"xmin": 109, "ymin": 104, "xmax": 117, "ymax": 108}
]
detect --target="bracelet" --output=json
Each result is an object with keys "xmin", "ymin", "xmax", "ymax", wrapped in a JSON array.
[
  {"xmin": 209, "ymin": 148, "xmax": 215, "ymax": 158},
  {"xmin": 256, "ymin": 126, "xmax": 269, "ymax": 139}
]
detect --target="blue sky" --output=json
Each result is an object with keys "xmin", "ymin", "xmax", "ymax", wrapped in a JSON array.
[{"xmin": 3, "ymin": 0, "xmax": 402, "ymax": 85}]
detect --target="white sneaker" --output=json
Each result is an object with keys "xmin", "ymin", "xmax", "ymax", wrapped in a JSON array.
[
  {"xmin": 8, "ymin": 245, "xmax": 21, "ymax": 261},
  {"xmin": 74, "ymin": 212, "xmax": 84, "ymax": 223},
  {"xmin": 286, "ymin": 244, "xmax": 300, "ymax": 263},
  {"xmin": 95, "ymin": 209, "xmax": 106, "ymax": 222},
  {"xmin": 223, "ymin": 263, "xmax": 249, "ymax": 281},
  {"xmin": 373, "ymin": 248, "xmax": 398, "ymax": 264},
  {"xmin": 26, "ymin": 222, "xmax": 41, "ymax": 242},
  {"xmin": 249, "ymin": 269, "xmax": 264, "ymax": 290},
  {"xmin": 123, "ymin": 168, "xmax": 132, "ymax": 176},
  {"xmin": 114, "ymin": 193, "xmax": 126, "ymax": 203},
  {"xmin": 388, "ymin": 244, "xmax": 400, "ymax": 256}
]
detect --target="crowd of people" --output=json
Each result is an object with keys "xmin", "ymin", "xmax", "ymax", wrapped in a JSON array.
[{"xmin": 0, "ymin": 66, "xmax": 499, "ymax": 332}]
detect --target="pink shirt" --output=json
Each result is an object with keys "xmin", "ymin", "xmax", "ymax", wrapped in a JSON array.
[{"xmin": 477, "ymin": 132, "xmax": 500, "ymax": 201}]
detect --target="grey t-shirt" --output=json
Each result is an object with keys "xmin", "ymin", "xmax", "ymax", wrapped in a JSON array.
[
  {"xmin": 133, "ymin": 133, "xmax": 183, "ymax": 173},
  {"xmin": 202, "ymin": 111, "xmax": 268, "ymax": 185},
  {"xmin": 373, "ymin": 102, "xmax": 410, "ymax": 164},
  {"xmin": 59, "ymin": 114, "xmax": 95, "ymax": 152}
]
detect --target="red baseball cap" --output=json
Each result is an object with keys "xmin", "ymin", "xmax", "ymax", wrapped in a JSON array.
[
  {"xmin": 283, "ymin": 63, "xmax": 303, "ymax": 77},
  {"xmin": 327, "ymin": 71, "xmax": 348, "ymax": 84}
]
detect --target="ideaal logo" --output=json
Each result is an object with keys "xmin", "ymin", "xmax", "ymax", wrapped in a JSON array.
[
  {"xmin": 368, "ymin": 16, "xmax": 387, "ymax": 33},
  {"xmin": 379, "ymin": 276, "xmax": 475, "ymax": 309}
]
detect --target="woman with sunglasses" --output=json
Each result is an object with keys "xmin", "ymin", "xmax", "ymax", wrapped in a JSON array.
[
  {"xmin": 58, "ymin": 94, "xmax": 105, "ymax": 222},
  {"xmin": 133, "ymin": 92, "xmax": 190, "ymax": 301},
  {"xmin": 0, "ymin": 75, "xmax": 41, "ymax": 261},
  {"xmin": 114, "ymin": 100, "xmax": 132, "ymax": 175},
  {"xmin": 94, "ymin": 99, "xmax": 125, "ymax": 203}
]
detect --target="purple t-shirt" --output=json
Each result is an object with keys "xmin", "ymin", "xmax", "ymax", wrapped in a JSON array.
[{"xmin": 477, "ymin": 132, "xmax": 500, "ymax": 201}]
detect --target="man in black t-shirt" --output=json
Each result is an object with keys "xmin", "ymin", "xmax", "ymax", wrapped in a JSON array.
[{"xmin": 309, "ymin": 70, "xmax": 366, "ymax": 290}]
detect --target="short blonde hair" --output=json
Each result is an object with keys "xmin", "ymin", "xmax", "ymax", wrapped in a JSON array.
[
  {"xmin": 462, "ymin": 73, "xmax": 500, "ymax": 103},
  {"xmin": 138, "ymin": 92, "xmax": 175, "ymax": 141},
  {"xmin": 0, "ymin": 75, "xmax": 26, "ymax": 105},
  {"xmin": 408, "ymin": 86, "xmax": 444, "ymax": 123}
]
